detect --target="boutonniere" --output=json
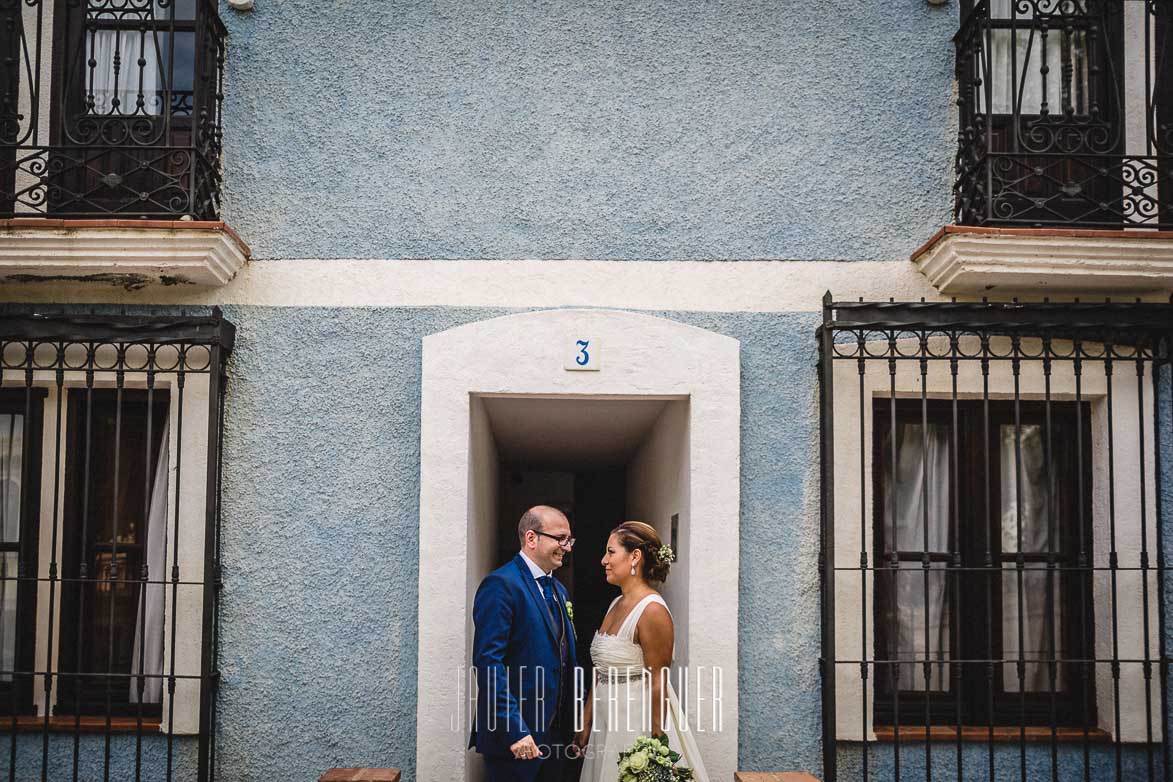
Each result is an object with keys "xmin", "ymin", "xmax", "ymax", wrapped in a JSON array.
[{"xmin": 564, "ymin": 600, "xmax": 576, "ymax": 641}]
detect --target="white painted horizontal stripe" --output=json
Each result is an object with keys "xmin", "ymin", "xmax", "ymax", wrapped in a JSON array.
[{"xmin": 0, "ymin": 258, "xmax": 1167, "ymax": 310}]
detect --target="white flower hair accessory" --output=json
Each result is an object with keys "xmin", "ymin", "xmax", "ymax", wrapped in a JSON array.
[{"xmin": 657, "ymin": 544, "xmax": 676, "ymax": 564}]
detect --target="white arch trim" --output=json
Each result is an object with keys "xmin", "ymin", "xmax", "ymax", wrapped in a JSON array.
[{"xmin": 416, "ymin": 308, "xmax": 740, "ymax": 782}]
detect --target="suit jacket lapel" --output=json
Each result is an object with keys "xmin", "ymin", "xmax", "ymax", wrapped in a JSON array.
[{"xmin": 513, "ymin": 554, "xmax": 559, "ymax": 643}]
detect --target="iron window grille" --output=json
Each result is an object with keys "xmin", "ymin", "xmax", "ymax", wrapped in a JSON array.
[
  {"xmin": 955, "ymin": 0, "xmax": 1173, "ymax": 228},
  {"xmin": 818, "ymin": 295, "xmax": 1172, "ymax": 782},
  {"xmin": 0, "ymin": 0, "xmax": 226, "ymax": 219},
  {"xmin": 0, "ymin": 311, "xmax": 231, "ymax": 782}
]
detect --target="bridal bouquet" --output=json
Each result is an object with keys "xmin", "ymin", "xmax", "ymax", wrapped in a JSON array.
[{"xmin": 616, "ymin": 735, "xmax": 694, "ymax": 782}]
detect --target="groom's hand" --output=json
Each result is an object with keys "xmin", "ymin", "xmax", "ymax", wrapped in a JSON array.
[{"xmin": 510, "ymin": 735, "xmax": 539, "ymax": 760}]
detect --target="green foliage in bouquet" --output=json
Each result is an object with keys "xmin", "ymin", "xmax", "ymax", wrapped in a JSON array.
[{"xmin": 616, "ymin": 735, "xmax": 694, "ymax": 782}]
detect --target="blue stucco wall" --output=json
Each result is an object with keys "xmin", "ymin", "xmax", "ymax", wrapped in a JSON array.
[{"xmin": 219, "ymin": 1, "xmax": 956, "ymax": 262}]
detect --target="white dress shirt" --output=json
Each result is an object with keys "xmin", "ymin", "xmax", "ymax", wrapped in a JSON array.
[{"xmin": 519, "ymin": 550, "xmax": 552, "ymax": 581}]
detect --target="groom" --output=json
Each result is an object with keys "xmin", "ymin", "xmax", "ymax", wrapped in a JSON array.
[{"xmin": 470, "ymin": 505, "xmax": 578, "ymax": 782}]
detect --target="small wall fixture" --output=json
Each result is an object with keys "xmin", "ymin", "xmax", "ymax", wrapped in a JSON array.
[{"xmin": 228, "ymin": 0, "xmax": 254, "ymax": 9}]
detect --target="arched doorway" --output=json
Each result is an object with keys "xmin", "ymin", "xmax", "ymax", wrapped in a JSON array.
[{"xmin": 416, "ymin": 309, "xmax": 740, "ymax": 781}]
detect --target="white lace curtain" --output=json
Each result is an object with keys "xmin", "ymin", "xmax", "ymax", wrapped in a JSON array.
[
  {"xmin": 882, "ymin": 420, "xmax": 1061, "ymax": 694},
  {"xmin": 0, "ymin": 415, "xmax": 23, "ymax": 684},
  {"xmin": 981, "ymin": 0, "xmax": 1091, "ymax": 115},
  {"xmin": 883, "ymin": 423, "xmax": 952, "ymax": 692},
  {"xmin": 86, "ymin": 3, "xmax": 170, "ymax": 116},
  {"xmin": 999, "ymin": 424, "xmax": 1063, "ymax": 693},
  {"xmin": 130, "ymin": 418, "xmax": 168, "ymax": 704}
]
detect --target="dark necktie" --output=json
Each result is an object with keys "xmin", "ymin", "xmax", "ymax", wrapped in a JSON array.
[
  {"xmin": 538, "ymin": 576, "xmax": 561, "ymax": 633},
  {"xmin": 539, "ymin": 575, "xmax": 569, "ymax": 729}
]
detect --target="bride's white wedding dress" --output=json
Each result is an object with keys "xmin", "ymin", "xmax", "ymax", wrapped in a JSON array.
[{"xmin": 579, "ymin": 593, "xmax": 709, "ymax": 782}]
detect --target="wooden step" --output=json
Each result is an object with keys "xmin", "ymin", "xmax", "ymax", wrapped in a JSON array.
[{"xmin": 318, "ymin": 769, "xmax": 401, "ymax": 782}]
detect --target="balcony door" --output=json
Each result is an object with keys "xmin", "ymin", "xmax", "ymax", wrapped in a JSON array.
[
  {"xmin": 50, "ymin": 0, "xmax": 196, "ymax": 217},
  {"xmin": 961, "ymin": 0, "xmax": 1125, "ymax": 226}
]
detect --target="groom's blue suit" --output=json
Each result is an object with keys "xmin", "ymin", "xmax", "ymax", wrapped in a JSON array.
[{"xmin": 470, "ymin": 553, "xmax": 578, "ymax": 782}]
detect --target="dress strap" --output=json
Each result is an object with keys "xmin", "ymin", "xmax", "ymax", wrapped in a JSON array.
[{"xmin": 618, "ymin": 593, "xmax": 669, "ymax": 640}]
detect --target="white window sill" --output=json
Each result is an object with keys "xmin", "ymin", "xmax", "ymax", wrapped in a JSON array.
[
  {"xmin": 912, "ymin": 225, "xmax": 1173, "ymax": 295},
  {"xmin": 0, "ymin": 219, "xmax": 249, "ymax": 288}
]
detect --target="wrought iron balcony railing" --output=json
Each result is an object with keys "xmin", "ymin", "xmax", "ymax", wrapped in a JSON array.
[
  {"xmin": 955, "ymin": 0, "xmax": 1173, "ymax": 229},
  {"xmin": 0, "ymin": 0, "xmax": 226, "ymax": 220}
]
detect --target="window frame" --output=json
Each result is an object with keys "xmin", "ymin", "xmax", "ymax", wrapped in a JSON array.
[
  {"xmin": 871, "ymin": 398, "xmax": 1096, "ymax": 729},
  {"xmin": 0, "ymin": 388, "xmax": 46, "ymax": 717},
  {"xmin": 54, "ymin": 387, "xmax": 170, "ymax": 719}
]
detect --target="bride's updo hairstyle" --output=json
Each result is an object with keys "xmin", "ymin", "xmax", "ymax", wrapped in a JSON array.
[{"xmin": 610, "ymin": 521, "xmax": 672, "ymax": 583}]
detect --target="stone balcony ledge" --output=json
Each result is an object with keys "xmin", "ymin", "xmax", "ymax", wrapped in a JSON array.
[
  {"xmin": 0, "ymin": 219, "xmax": 250, "ymax": 289},
  {"xmin": 912, "ymin": 225, "xmax": 1173, "ymax": 296}
]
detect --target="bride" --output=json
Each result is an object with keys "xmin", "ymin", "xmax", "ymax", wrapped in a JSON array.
[{"xmin": 573, "ymin": 521, "xmax": 708, "ymax": 782}]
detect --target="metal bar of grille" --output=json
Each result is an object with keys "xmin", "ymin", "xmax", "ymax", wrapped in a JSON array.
[
  {"xmin": 982, "ymin": 334, "xmax": 995, "ymax": 782},
  {"xmin": 197, "ymin": 342, "xmax": 224, "ymax": 782},
  {"xmin": 919, "ymin": 341, "xmax": 932, "ymax": 782},
  {"xmin": 1139, "ymin": 350, "xmax": 1157, "ymax": 779},
  {"xmin": 165, "ymin": 362, "xmax": 185, "ymax": 781},
  {"xmin": 819, "ymin": 294, "xmax": 838, "ymax": 782},
  {"xmin": 888, "ymin": 335, "xmax": 900, "ymax": 782},
  {"xmin": 134, "ymin": 375, "xmax": 155, "ymax": 781},
  {"xmin": 102, "ymin": 366, "xmax": 124, "ymax": 781},
  {"xmin": 1014, "ymin": 336, "xmax": 1028, "ymax": 780},
  {"xmin": 950, "ymin": 337, "xmax": 963, "ymax": 778},
  {"xmin": 41, "ymin": 348, "xmax": 63, "ymax": 781},
  {"xmin": 1158, "ymin": 353, "xmax": 1173, "ymax": 782},
  {"xmin": 71, "ymin": 377, "xmax": 93, "ymax": 781},
  {"xmin": 1043, "ymin": 340, "xmax": 1059, "ymax": 782},
  {"xmin": 859, "ymin": 348, "xmax": 870, "ymax": 782},
  {"xmin": 1075, "ymin": 335, "xmax": 1092, "ymax": 782},
  {"xmin": 1106, "ymin": 352, "xmax": 1124, "ymax": 781}
]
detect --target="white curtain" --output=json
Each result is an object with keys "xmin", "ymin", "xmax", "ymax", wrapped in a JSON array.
[
  {"xmin": 130, "ymin": 418, "xmax": 167, "ymax": 704},
  {"xmin": 0, "ymin": 415, "xmax": 23, "ymax": 683},
  {"xmin": 87, "ymin": 23, "xmax": 162, "ymax": 115},
  {"xmin": 983, "ymin": 0, "xmax": 1090, "ymax": 115},
  {"xmin": 882, "ymin": 422, "xmax": 952, "ymax": 692},
  {"xmin": 1000, "ymin": 424, "xmax": 1063, "ymax": 693}
]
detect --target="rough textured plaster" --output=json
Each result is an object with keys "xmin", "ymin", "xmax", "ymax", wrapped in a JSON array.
[
  {"xmin": 219, "ymin": 0, "xmax": 956, "ymax": 261},
  {"xmin": 0, "ymin": 735, "xmax": 198, "ymax": 781},
  {"xmin": 1, "ymin": 304, "xmax": 1165, "ymax": 781}
]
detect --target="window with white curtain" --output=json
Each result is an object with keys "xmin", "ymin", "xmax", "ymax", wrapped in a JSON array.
[
  {"xmin": 0, "ymin": 390, "xmax": 43, "ymax": 715},
  {"xmin": 83, "ymin": 0, "xmax": 197, "ymax": 117},
  {"xmin": 979, "ymin": 0, "xmax": 1093, "ymax": 116},
  {"xmin": 873, "ymin": 399, "xmax": 1094, "ymax": 727}
]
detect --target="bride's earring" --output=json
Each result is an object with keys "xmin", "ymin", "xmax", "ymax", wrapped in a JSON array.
[{"xmin": 630, "ymin": 563, "xmax": 636, "ymax": 576}]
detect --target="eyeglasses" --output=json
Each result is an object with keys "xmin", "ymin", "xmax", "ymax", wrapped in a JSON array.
[{"xmin": 534, "ymin": 530, "xmax": 576, "ymax": 550}]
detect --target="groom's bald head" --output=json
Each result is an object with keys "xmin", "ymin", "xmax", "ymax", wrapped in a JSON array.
[{"xmin": 517, "ymin": 505, "xmax": 566, "ymax": 546}]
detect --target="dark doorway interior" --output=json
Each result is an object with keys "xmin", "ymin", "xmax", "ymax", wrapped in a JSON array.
[{"xmin": 496, "ymin": 466, "xmax": 626, "ymax": 672}]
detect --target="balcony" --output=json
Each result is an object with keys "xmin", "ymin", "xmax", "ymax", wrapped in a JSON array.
[
  {"xmin": 954, "ymin": 0, "xmax": 1173, "ymax": 229},
  {"xmin": 917, "ymin": 1, "xmax": 1173, "ymax": 296},
  {"xmin": 0, "ymin": 0, "xmax": 245, "ymax": 287}
]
